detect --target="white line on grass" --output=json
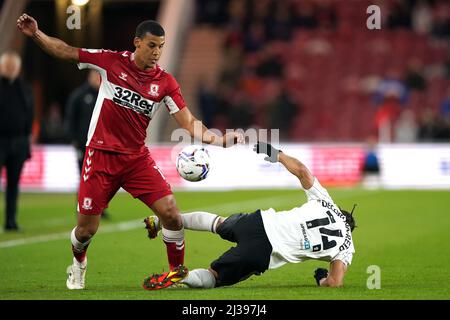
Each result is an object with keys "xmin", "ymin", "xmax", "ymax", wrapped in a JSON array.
[{"xmin": 0, "ymin": 189, "xmax": 377, "ymax": 249}]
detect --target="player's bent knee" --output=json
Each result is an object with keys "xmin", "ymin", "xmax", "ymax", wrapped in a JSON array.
[
  {"xmin": 159, "ymin": 203, "xmax": 181, "ymax": 225},
  {"xmin": 76, "ymin": 225, "xmax": 98, "ymax": 241},
  {"xmin": 162, "ymin": 210, "xmax": 182, "ymax": 229}
]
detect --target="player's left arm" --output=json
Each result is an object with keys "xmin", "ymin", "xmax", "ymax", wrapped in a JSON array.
[
  {"xmin": 254, "ymin": 142, "xmax": 314, "ymax": 189},
  {"xmin": 314, "ymin": 260, "xmax": 347, "ymax": 287},
  {"xmin": 172, "ymin": 107, "xmax": 244, "ymax": 148}
]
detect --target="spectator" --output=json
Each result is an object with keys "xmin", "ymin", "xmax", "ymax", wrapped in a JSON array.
[
  {"xmin": 404, "ymin": 58, "xmax": 427, "ymax": 91},
  {"xmin": 255, "ymin": 47, "xmax": 283, "ymax": 78},
  {"xmin": 362, "ymin": 136, "xmax": 381, "ymax": 189},
  {"xmin": 315, "ymin": 0, "xmax": 337, "ymax": 30},
  {"xmin": 431, "ymin": 0, "xmax": 450, "ymax": 40},
  {"xmin": 440, "ymin": 86, "xmax": 450, "ymax": 117},
  {"xmin": 0, "ymin": 51, "xmax": 34, "ymax": 232},
  {"xmin": 445, "ymin": 53, "xmax": 450, "ymax": 78},
  {"xmin": 412, "ymin": 0, "xmax": 433, "ymax": 34},
  {"xmin": 211, "ymin": 82, "xmax": 233, "ymax": 132},
  {"xmin": 434, "ymin": 114, "xmax": 450, "ymax": 141},
  {"xmin": 374, "ymin": 95, "xmax": 403, "ymax": 142},
  {"xmin": 65, "ymin": 70, "xmax": 100, "ymax": 171},
  {"xmin": 394, "ymin": 109, "xmax": 418, "ymax": 142},
  {"xmin": 197, "ymin": 77, "xmax": 218, "ymax": 128},
  {"xmin": 387, "ymin": 0, "xmax": 413, "ymax": 29},
  {"xmin": 244, "ymin": 22, "xmax": 267, "ymax": 53},
  {"xmin": 196, "ymin": 0, "xmax": 230, "ymax": 25},
  {"xmin": 417, "ymin": 107, "xmax": 439, "ymax": 141},
  {"xmin": 266, "ymin": 1, "xmax": 293, "ymax": 41},
  {"xmin": 227, "ymin": 90, "xmax": 254, "ymax": 129},
  {"xmin": 250, "ymin": 0, "xmax": 271, "ymax": 25},
  {"xmin": 363, "ymin": 137, "xmax": 380, "ymax": 174},
  {"xmin": 222, "ymin": 0, "xmax": 246, "ymax": 51},
  {"xmin": 218, "ymin": 46, "xmax": 243, "ymax": 86},
  {"xmin": 292, "ymin": 0, "xmax": 319, "ymax": 29},
  {"xmin": 374, "ymin": 68, "xmax": 409, "ymax": 106},
  {"xmin": 265, "ymin": 85, "xmax": 299, "ymax": 141},
  {"xmin": 39, "ymin": 102, "xmax": 66, "ymax": 144}
]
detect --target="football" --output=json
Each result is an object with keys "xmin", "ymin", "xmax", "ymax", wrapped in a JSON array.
[{"xmin": 176, "ymin": 145, "xmax": 210, "ymax": 182}]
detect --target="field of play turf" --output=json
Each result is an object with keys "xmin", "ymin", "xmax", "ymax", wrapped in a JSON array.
[{"xmin": 1, "ymin": 188, "xmax": 449, "ymax": 300}]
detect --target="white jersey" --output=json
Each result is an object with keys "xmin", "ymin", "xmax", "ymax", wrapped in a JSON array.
[{"xmin": 260, "ymin": 178, "xmax": 355, "ymax": 269}]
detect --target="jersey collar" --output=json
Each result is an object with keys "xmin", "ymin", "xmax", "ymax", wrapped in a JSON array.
[{"xmin": 129, "ymin": 52, "xmax": 158, "ymax": 76}]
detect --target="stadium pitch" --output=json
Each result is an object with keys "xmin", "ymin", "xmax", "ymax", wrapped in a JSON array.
[{"xmin": 0, "ymin": 188, "xmax": 449, "ymax": 300}]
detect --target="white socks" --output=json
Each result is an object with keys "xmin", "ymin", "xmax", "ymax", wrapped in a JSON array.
[
  {"xmin": 181, "ymin": 211, "xmax": 221, "ymax": 233},
  {"xmin": 182, "ymin": 269, "xmax": 216, "ymax": 288},
  {"xmin": 154, "ymin": 212, "xmax": 221, "ymax": 233},
  {"xmin": 70, "ymin": 227, "xmax": 89, "ymax": 267},
  {"xmin": 161, "ymin": 227, "xmax": 185, "ymax": 248},
  {"xmin": 70, "ymin": 227, "xmax": 90, "ymax": 252}
]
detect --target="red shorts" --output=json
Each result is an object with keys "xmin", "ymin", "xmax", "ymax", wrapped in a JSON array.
[{"xmin": 77, "ymin": 147, "xmax": 172, "ymax": 215}]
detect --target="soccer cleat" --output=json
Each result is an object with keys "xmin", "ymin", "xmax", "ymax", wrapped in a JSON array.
[
  {"xmin": 142, "ymin": 265, "xmax": 188, "ymax": 290},
  {"xmin": 143, "ymin": 216, "xmax": 159, "ymax": 239},
  {"xmin": 167, "ymin": 282, "xmax": 189, "ymax": 289},
  {"xmin": 66, "ymin": 257, "xmax": 87, "ymax": 290}
]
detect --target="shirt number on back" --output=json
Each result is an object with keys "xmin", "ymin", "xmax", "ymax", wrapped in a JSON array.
[{"xmin": 306, "ymin": 210, "xmax": 343, "ymax": 251}]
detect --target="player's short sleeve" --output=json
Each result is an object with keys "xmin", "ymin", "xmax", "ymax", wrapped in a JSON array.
[
  {"xmin": 163, "ymin": 74, "xmax": 186, "ymax": 114},
  {"xmin": 304, "ymin": 177, "xmax": 333, "ymax": 202},
  {"xmin": 77, "ymin": 48, "xmax": 115, "ymax": 71},
  {"xmin": 332, "ymin": 249, "xmax": 353, "ymax": 266}
]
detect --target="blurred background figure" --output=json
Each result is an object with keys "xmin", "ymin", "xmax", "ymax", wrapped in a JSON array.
[
  {"xmin": 39, "ymin": 101, "xmax": 66, "ymax": 144},
  {"xmin": 0, "ymin": 50, "xmax": 34, "ymax": 232},
  {"xmin": 362, "ymin": 136, "xmax": 381, "ymax": 189},
  {"xmin": 373, "ymin": 68, "xmax": 409, "ymax": 107},
  {"xmin": 394, "ymin": 109, "xmax": 418, "ymax": 142},
  {"xmin": 64, "ymin": 70, "xmax": 110, "ymax": 219},
  {"xmin": 440, "ymin": 86, "xmax": 450, "ymax": 118}
]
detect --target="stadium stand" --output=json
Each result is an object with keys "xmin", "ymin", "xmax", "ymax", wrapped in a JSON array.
[{"xmin": 188, "ymin": 0, "xmax": 450, "ymax": 142}]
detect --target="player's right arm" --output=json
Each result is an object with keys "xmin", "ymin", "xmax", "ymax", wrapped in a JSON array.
[
  {"xmin": 17, "ymin": 14, "xmax": 79, "ymax": 63},
  {"xmin": 314, "ymin": 260, "xmax": 347, "ymax": 287},
  {"xmin": 254, "ymin": 142, "xmax": 314, "ymax": 189}
]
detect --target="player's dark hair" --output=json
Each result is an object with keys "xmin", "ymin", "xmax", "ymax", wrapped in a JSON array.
[
  {"xmin": 340, "ymin": 204, "xmax": 357, "ymax": 232},
  {"xmin": 135, "ymin": 20, "xmax": 165, "ymax": 38}
]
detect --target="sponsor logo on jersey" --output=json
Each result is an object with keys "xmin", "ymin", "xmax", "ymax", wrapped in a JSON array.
[
  {"xmin": 112, "ymin": 85, "xmax": 156, "ymax": 117},
  {"xmin": 149, "ymin": 84, "xmax": 159, "ymax": 97},
  {"xmin": 300, "ymin": 223, "xmax": 311, "ymax": 250}
]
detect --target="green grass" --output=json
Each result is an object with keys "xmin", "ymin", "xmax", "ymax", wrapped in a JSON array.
[{"xmin": 0, "ymin": 188, "xmax": 449, "ymax": 300}]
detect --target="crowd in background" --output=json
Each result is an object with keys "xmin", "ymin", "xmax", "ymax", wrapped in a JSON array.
[
  {"xmin": 195, "ymin": 0, "xmax": 450, "ymax": 142},
  {"xmin": 4, "ymin": 0, "xmax": 449, "ymax": 144}
]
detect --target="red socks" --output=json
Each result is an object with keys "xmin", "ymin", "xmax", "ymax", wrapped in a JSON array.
[
  {"xmin": 162, "ymin": 227, "xmax": 185, "ymax": 270},
  {"xmin": 70, "ymin": 227, "xmax": 91, "ymax": 263}
]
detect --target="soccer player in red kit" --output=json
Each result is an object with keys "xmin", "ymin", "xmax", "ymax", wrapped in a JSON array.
[{"xmin": 17, "ymin": 13, "xmax": 243, "ymax": 290}]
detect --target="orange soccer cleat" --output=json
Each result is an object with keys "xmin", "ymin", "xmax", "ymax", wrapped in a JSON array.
[{"xmin": 142, "ymin": 265, "xmax": 189, "ymax": 290}]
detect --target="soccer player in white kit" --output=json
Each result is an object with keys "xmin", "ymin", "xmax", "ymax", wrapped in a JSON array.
[{"xmin": 143, "ymin": 142, "xmax": 356, "ymax": 289}]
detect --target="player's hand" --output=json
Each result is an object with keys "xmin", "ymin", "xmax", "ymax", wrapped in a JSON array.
[
  {"xmin": 221, "ymin": 132, "xmax": 244, "ymax": 148},
  {"xmin": 17, "ymin": 14, "xmax": 38, "ymax": 37},
  {"xmin": 253, "ymin": 141, "xmax": 280, "ymax": 163},
  {"xmin": 313, "ymin": 268, "xmax": 328, "ymax": 286}
]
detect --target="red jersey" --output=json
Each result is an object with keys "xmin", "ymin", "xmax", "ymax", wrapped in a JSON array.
[{"xmin": 77, "ymin": 48, "xmax": 186, "ymax": 154}]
